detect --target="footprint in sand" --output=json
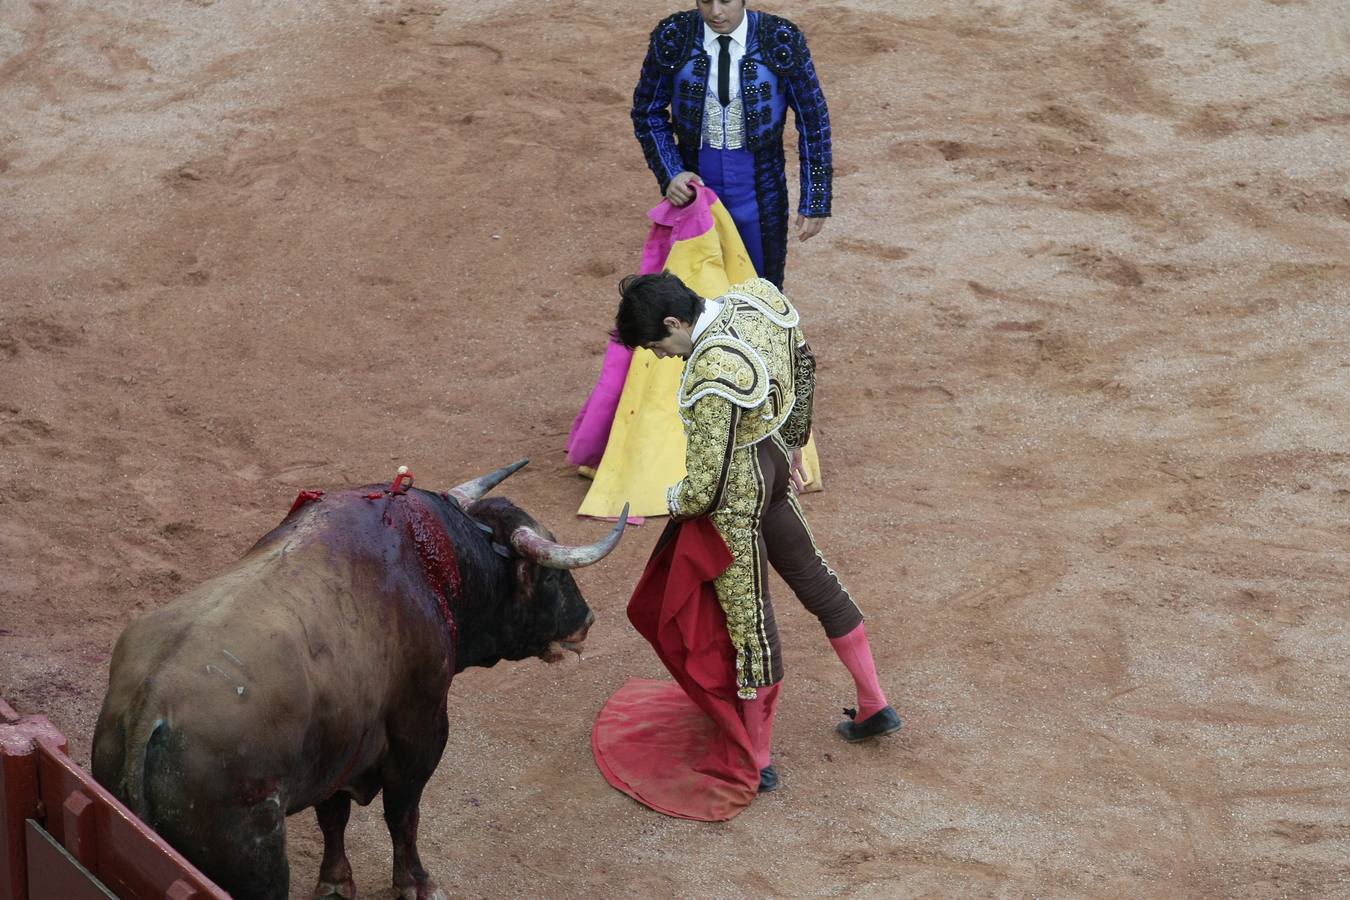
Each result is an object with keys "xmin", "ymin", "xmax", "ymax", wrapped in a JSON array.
[
  {"xmin": 0, "ymin": 318, "xmax": 82, "ymax": 357},
  {"xmin": 836, "ymin": 237, "xmax": 912, "ymax": 261}
]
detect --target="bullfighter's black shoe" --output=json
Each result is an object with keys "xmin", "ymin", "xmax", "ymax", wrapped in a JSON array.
[
  {"xmin": 758, "ymin": 765, "xmax": 780, "ymax": 793},
  {"xmin": 835, "ymin": 706, "xmax": 903, "ymax": 743}
]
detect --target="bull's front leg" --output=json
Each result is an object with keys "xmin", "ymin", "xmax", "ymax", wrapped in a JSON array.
[{"xmin": 312, "ymin": 793, "xmax": 356, "ymax": 899}]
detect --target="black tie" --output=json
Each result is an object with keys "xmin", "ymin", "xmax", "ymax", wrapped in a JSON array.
[{"xmin": 717, "ymin": 35, "xmax": 731, "ymax": 107}]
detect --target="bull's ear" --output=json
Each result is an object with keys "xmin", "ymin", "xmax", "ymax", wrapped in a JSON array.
[{"xmin": 513, "ymin": 559, "xmax": 537, "ymax": 603}]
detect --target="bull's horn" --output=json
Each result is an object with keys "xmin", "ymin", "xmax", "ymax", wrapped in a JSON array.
[
  {"xmin": 447, "ymin": 458, "xmax": 529, "ymax": 506},
  {"xmin": 510, "ymin": 503, "xmax": 629, "ymax": 570}
]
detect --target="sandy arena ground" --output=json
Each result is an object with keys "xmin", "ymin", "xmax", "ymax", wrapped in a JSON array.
[{"xmin": 2, "ymin": 1, "xmax": 1349, "ymax": 897}]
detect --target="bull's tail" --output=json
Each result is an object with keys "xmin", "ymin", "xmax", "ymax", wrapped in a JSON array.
[
  {"xmin": 91, "ymin": 700, "xmax": 168, "ymax": 826},
  {"xmin": 128, "ymin": 717, "xmax": 169, "ymax": 824}
]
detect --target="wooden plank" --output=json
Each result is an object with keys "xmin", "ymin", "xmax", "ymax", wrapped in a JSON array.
[
  {"xmin": 0, "ymin": 742, "xmax": 38, "ymax": 900},
  {"xmin": 0, "ymin": 709, "xmax": 68, "ymax": 900}
]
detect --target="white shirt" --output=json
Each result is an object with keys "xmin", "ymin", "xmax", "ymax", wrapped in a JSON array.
[
  {"xmin": 702, "ymin": 16, "xmax": 749, "ymax": 104},
  {"xmin": 692, "ymin": 298, "xmax": 724, "ymax": 343}
]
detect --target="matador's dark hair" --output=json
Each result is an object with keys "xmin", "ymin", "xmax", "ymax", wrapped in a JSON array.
[{"xmin": 612, "ymin": 271, "xmax": 705, "ymax": 348}]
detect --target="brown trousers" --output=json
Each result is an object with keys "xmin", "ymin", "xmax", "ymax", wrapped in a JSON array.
[{"xmin": 750, "ymin": 437, "xmax": 863, "ymax": 684}]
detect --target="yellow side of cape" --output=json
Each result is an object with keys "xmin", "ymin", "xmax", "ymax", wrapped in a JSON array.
[{"xmin": 578, "ymin": 199, "xmax": 821, "ymax": 519}]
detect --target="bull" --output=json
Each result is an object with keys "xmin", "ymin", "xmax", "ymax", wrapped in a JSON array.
[{"xmin": 91, "ymin": 460, "xmax": 627, "ymax": 900}]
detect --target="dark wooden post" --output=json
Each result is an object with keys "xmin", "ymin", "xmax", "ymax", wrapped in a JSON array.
[{"xmin": 0, "ymin": 698, "xmax": 69, "ymax": 900}]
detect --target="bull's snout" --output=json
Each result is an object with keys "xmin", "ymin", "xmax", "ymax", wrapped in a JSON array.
[{"xmin": 542, "ymin": 610, "xmax": 595, "ymax": 663}]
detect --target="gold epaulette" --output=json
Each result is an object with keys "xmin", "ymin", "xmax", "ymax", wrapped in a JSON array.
[
  {"xmin": 677, "ymin": 335, "xmax": 769, "ymax": 412},
  {"xmin": 722, "ymin": 278, "xmax": 799, "ymax": 328}
]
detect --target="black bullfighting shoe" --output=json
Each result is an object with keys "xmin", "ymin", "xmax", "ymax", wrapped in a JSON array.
[
  {"xmin": 835, "ymin": 706, "xmax": 903, "ymax": 743},
  {"xmin": 758, "ymin": 765, "xmax": 780, "ymax": 793}
]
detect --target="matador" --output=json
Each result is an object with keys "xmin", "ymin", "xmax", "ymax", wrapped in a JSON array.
[{"xmin": 613, "ymin": 271, "xmax": 902, "ymax": 792}]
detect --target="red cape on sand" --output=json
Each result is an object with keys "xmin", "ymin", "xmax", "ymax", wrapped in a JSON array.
[{"xmin": 592, "ymin": 518, "xmax": 763, "ymax": 821}]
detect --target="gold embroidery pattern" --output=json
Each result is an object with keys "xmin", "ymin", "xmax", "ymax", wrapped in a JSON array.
[
  {"xmin": 678, "ymin": 337, "xmax": 767, "ymax": 422},
  {"xmin": 720, "ymin": 300, "xmax": 796, "ymax": 448},
  {"xmin": 778, "ymin": 335, "xmax": 815, "ymax": 449},
  {"xmin": 724, "ymin": 278, "xmax": 799, "ymax": 326},
  {"xmin": 711, "ymin": 443, "xmax": 771, "ymax": 697},
  {"xmin": 669, "ymin": 397, "xmax": 738, "ymax": 520}
]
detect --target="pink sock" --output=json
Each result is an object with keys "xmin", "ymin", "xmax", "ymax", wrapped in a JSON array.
[
  {"xmin": 829, "ymin": 623, "xmax": 889, "ymax": 720},
  {"xmin": 738, "ymin": 683, "xmax": 781, "ymax": 770}
]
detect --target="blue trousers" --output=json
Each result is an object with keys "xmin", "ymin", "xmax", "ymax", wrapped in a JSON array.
[{"xmin": 698, "ymin": 146, "xmax": 764, "ymax": 279}]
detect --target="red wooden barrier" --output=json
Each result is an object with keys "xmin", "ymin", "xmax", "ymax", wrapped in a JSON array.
[{"xmin": 0, "ymin": 699, "xmax": 229, "ymax": 900}]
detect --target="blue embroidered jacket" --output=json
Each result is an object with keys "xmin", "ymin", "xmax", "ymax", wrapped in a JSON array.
[{"xmin": 632, "ymin": 10, "xmax": 833, "ymax": 287}]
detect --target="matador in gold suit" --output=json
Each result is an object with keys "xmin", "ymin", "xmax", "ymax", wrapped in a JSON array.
[
  {"xmin": 666, "ymin": 276, "xmax": 838, "ymax": 694},
  {"xmin": 613, "ymin": 272, "xmax": 901, "ymax": 792}
]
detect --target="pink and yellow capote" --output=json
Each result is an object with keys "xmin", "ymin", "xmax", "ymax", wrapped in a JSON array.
[{"xmin": 568, "ymin": 184, "xmax": 820, "ymax": 519}]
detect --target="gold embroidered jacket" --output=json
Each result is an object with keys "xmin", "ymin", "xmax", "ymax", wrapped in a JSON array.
[{"xmin": 665, "ymin": 278, "xmax": 817, "ymax": 695}]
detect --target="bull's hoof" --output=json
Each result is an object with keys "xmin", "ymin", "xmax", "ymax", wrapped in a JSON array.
[
  {"xmin": 396, "ymin": 881, "xmax": 446, "ymax": 900},
  {"xmin": 312, "ymin": 878, "xmax": 355, "ymax": 899}
]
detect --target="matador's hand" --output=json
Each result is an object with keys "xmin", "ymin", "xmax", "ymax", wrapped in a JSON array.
[
  {"xmin": 795, "ymin": 215, "xmax": 826, "ymax": 242},
  {"xmin": 789, "ymin": 448, "xmax": 807, "ymax": 493},
  {"xmin": 666, "ymin": 171, "xmax": 703, "ymax": 207}
]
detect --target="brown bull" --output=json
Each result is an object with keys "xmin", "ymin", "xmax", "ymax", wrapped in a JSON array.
[{"xmin": 91, "ymin": 461, "xmax": 627, "ymax": 900}]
